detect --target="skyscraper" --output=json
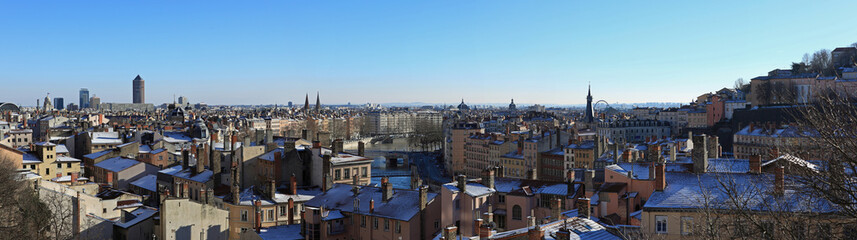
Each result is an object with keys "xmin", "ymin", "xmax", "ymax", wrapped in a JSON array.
[
  {"xmin": 79, "ymin": 88, "xmax": 90, "ymax": 108},
  {"xmin": 53, "ymin": 97, "xmax": 64, "ymax": 110},
  {"xmin": 133, "ymin": 75, "xmax": 145, "ymax": 103}
]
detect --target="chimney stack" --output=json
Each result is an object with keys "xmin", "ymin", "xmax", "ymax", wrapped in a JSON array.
[
  {"xmin": 655, "ymin": 163, "xmax": 666, "ymax": 191},
  {"xmin": 269, "ymin": 179, "xmax": 277, "ymax": 200},
  {"xmin": 322, "ymin": 173, "xmax": 332, "ymax": 192},
  {"xmin": 584, "ymin": 170, "xmax": 595, "ymax": 193},
  {"xmin": 749, "ymin": 155, "xmax": 762, "ymax": 174},
  {"xmin": 527, "ymin": 169, "xmax": 537, "ymax": 180},
  {"xmin": 358, "ymin": 141, "xmax": 365, "ymax": 157},
  {"xmin": 288, "ymin": 197, "xmax": 295, "ymax": 225},
  {"xmin": 443, "ymin": 226, "xmax": 458, "ymax": 240},
  {"xmin": 370, "ymin": 199, "xmax": 375, "ymax": 213},
  {"xmin": 577, "ymin": 197, "xmax": 590, "ymax": 219},
  {"xmin": 775, "ymin": 166, "xmax": 784, "ymax": 196},
  {"xmin": 551, "ymin": 198, "xmax": 562, "ymax": 221},
  {"xmin": 457, "ymin": 175, "xmax": 467, "ymax": 193},
  {"xmin": 692, "ymin": 134, "xmax": 708, "ymax": 173},
  {"xmin": 482, "ymin": 168, "xmax": 495, "ymax": 189},
  {"xmin": 419, "ymin": 185, "xmax": 428, "ymax": 211},
  {"xmin": 254, "ymin": 200, "xmax": 262, "ymax": 233},
  {"xmin": 290, "ymin": 174, "xmax": 297, "ymax": 195},
  {"xmin": 381, "ymin": 177, "xmax": 393, "ymax": 201},
  {"xmin": 70, "ymin": 172, "xmax": 78, "ymax": 186}
]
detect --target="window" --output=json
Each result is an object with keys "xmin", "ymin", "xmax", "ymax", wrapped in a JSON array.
[
  {"xmin": 241, "ymin": 210, "xmax": 249, "ymax": 221},
  {"xmin": 512, "ymin": 205, "xmax": 522, "ymax": 220},
  {"xmin": 361, "ymin": 216, "xmax": 366, "ymax": 227},
  {"xmin": 335, "ymin": 169, "xmax": 341, "ymax": 180},
  {"xmin": 681, "ymin": 217, "xmax": 693, "ymax": 235},
  {"xmin": 655, "ymin": 215, "xmax": 668, "ymax": 234},
  {"xmin": 395, "ymin": 221, "xmax": 401, "ymax": 233},
  {"xmin": 267, "ymin": 209, "xmax": 274, "ymax": 222},
  {"xmin": 344, "ymin": 168, "xmax": 350, "ymax": 179},
  {"xmin": 361, "ymin": 167, "xmax": 368, "ymax": 177},
  {"xmin": 280, "ymin": 206, "xmax": 287, "ymax": 216},
  {"xmin": 67, "ymin": 162, "xmax": 71, "ymax": 168},
  {"xmin": 434, "ymin": 220, "xmax": 439, "ymax": 230},
  {"xmin": 30, "ymin": 165, "xmax": 35, "ymax": 170},
  {"xmin": 384, "ymin": 219, "xmax": 389, "ymax": 231},
  {"xmin": 373, "ymin": 217, "xmax": 378, "ymax": 229},
  {"xmin": 46, "ymin": 168, "xmax": 49, "ymax": 175},
  {"xmin": 57, "ymin": 163, "xmax": 62, "ymax": 168}
]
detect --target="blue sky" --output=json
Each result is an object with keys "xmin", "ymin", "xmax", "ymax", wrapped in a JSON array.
[{"xmin": 2, "ymin": 1, "xmax": 856, "ymax": 106}]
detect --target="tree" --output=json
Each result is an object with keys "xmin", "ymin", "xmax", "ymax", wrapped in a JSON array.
[
  {"xmin": 0, "ymin": 157, "xmax": 51, "ymax": 239},
  {"xmin": 809, "ymin": 49, "xmax": 834, "ymax": 76}
]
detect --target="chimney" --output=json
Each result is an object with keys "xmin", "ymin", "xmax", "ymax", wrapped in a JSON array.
[
  {"xmin": 655, "ymin": 163, "xmax": 666, "ymax": 191},
  {"xmin": 749, "ymin": 155, "xmax": 762, "ymax": 174},
  {"xmin": 457, "ymin": 175, "xmax": 467, "ymax": 193},
  {"xmin": 182, "ymin": 149, "xmax": 189, "ymax": 170},
  {"xmin": 584, "ymin": 170, "xmax": 595, "ymax": 193},
  {"xmin": 322, "ymin": 173, "xmax": 332, "ymax": 192},
  {"xmin": 357, "ymin": 141, "xmax": 365, "ymax": 157},
  {"xmin": 670, "ymin": 143, "xmax": 677, "ymax": 162},
  {"xmin": 182, "ymin": 182, "xmax": 189, "ymax": 199},
  {"xmin": 551, "ymin": 198, "xmax": 562, "ymax": 221},
  {"xmin": 370, "ymin": 199, "xmax": 375, "ymax": 213},
  {"xmin": 527, "ymin": 169, "xmax": 537, "ymax": 180},
  {"xmin": 443, "ymin": 226, "xmax": 458, "ymax": 240},
  {"xmin": 577, "ymin": 197, "xmax": 590, "ymax": 219},
  {"xmin": 419, "ymin": 185, "xmax": 428, "ymax": 211},
  {"xmin": 290, "ymin": 174, "xmax": 297, "ymax": 195},
  {"xmin": 475, "ymin": 219, "xmax": 484, "ymax": 237},
  {"xmin": 649, "ymin": 162, "xmax": 655, "ymax": 181},
  {"xmin": 482, "ymin": 168, "xmax": 495, "ymax": 189},
  {"xmin": 195, "ymin": 153, "xmax": 204, "ymax": 175},
  {"xmin": 517, "ymin": 136, "xmax": 524, "ymax": 155},
  {"xmin": 382, "ymin": 177, "xmax": 394, "ymax": 201},
  {"xmin": 283, "ymin": 140, "xmax": 295, "ymax": 153},
  {"xmin": 288, "ymin": 197, "xmax": 295, "ymax": 225},
  {"xmin": 775, "ymin": 166, "xmax": 784, "ymax": 196},
  {"xmin": 232, "ymin": 182, "xmax": 240, "ymax": 204},
  {"xmin": 70, "ymin": 172, "xmax": 78, "ymax": 186},
  {"xmin": 254, "ymin": 200, "xmax": 262, "ymax": 233},
  {"xmin": 312, "ymin": 141, "xmax": 321, "ymax": 149},
  {"xmin": 527, "ymin": 225, "xmax": 545, "ymax": 240},
  {"xmin": 333, "ymin": 139, "xmax": 344, "ymax": 157},
  {"xmin": 269, "ymin": 179, "xmax": 277, "ymax": 200},
  {"xmin": 106, "ymin": 171, "xmax": 114, "ymax": 188},
  {"xmin": 274, "ymin": 151, "xmax": 283, "ymax": 182},
  {"xmin": 322, "ymin": 155, "xmax": 331, "ymax": 176},
  {"xmin": 749, "ymin": 122, "xmax": 755, "ymax": 132},
  {"xmin": 692, "ymin": 134, "xmax": 708, "ymax": 173}
]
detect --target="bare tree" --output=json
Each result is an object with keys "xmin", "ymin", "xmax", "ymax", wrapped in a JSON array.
[{"xmin": 0, "ymin": 157, "xmax": 51, "ymax": 239}]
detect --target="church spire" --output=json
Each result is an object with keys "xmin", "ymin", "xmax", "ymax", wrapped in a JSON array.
[
  {"xmin": 304, "ymin": 93, "xmax": 310, "ymax": 112},
  {"xmin": 315, "ymin": 92, "xmax": 320, "ymax": 112},
  {"xmin": 585, "ymin": 84, "xmax": 595, "ymax": 123}
]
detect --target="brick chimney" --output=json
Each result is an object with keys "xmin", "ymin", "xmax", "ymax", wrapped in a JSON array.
[
  {"xmin": 655, "ymin": 163, "xmax": 666, "ymax": 191},
  {"xmin": 692, "ymin": 134, "xmax": 708, "ymax": 173},
  {"xmin": 322, "ymin": 173, "xmax": 332, "ymax": 192},
  {"xmin": 273, "ymin": 151, "xmax": 282, "ymax": 182},
  {"xmin": 527, "ymin": 225, "xmax": 545, "ymax": 240},
  {"xmin": 254, "ymin": 200, "xmax": 262, "ymax": 233},
  {"xmin": 443, "ymin": 226, "xmax": 457, "ymax": 240},
  {"xmin": 775, "ymin": 166, "xmax": 784, "ymax": 196},
  {"xmin": 287, "ymin": 197, "xmax": 295, "ymax": 224},
  {"xmin": 70, "ymin": 172, "xmax": 78, "ymax": 186},
  {"xmin": 577, "ymin": 197, "xmax": 590, "ymax": 219},
  {"xmin": 357, "ymin": 141, "xmax": 365, "ymax": 157},
  {"xmin": 584, "ymin": 170, "xmax": 594, "ymax": 193},
  {"xmin": 312, "ymin": 140, "xmax": 321, "ymax": 149},
  {"xmin": 551, "ymin": 198, "xmax": 562, "ymax": 221},
  {"xmin": 106, "ymin": 171, "xmax": 114, "ymax": 188},
  {"xmin": 290, "ymin": 174, "xmax": 297, "ymax": 195},
  {"xmin": 749, "ymin": 155, "xmax": 762, "ymax": 174},
  {"xmin": 370, "ymin": 199, "xmax": 375, "ymax": 213},
  {"xmin": 482, "ymin": 168, "xmax": 495, "ymax": 189},
  {"xmin": 382, "ymin": 177, "xmax": 393, "ymax": 201}
]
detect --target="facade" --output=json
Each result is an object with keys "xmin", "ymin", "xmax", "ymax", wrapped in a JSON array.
[
  {"xmin": 363, "ymin": 111, "xmax": 442, "ymax": 135},
  {"xmin": 597, "ymin": 120, "xmax": 671, "ymax": 144},
  {"xmin": 705, "ymin": 95, "xmax": 724, "ymax": 126},
  {"xmin": 133, "ymin": 75, "xmax": 145, "ymax": 104},
  {"xmin": 92, "ymin": 157, "xmax": 158, "ymax": 189},
  {"xmin": 686, "ymin": 110, "xmax": 707, "ymax": 129},
  {"xmin": 723, "ymin": 100, "xmax": 748, "ymax": 120},
  {"xmin": 446, "ymin": 122, "xmax": 484, "ymax": 176},
  {"xmin": 732, "ymin": 124, "xmax": 816, "ymax": 160},
  {"xmin": 158, "ymin": 197, "xmax": 229, "ymax": 240}
]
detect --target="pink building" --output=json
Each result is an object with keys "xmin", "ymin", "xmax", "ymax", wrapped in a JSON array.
[{"xmin": 705, "ymin": 95, "xmax": 725, "ymax": 127}]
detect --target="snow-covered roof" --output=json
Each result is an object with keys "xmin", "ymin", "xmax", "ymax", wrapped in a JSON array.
[
  {"xmin": 56, "ymin": 144, "xmax": 69, "ymax": 154},
  {"xmin": 172, "ymin": 168, "xmax": 214, "ymax": 183},
  {"xmin": 56, "ymin": 156, "xmax": 82, "ymax": 163},
  {"xmin": 162, "ymin": 131, "xmax": 192, "ymax": 143},
  {"xmin": 84, "ymin": 149, "xmax": 113, "ymax": 160},
  {"xmin": 34, "ymin": 141, "xmax": 56, "ymax": 147},
  {"xmin": 91, "ymin": 132, "xmax": 122, "ymax": 145},
  {"xmin": 22, "ymin": 153, "xmax": 42, "ymax": 164},
  {"xmin": 257, "ymin": 224, "xmax": 304, "ymax": 240},
  {"xmin": 115, "ymin": 207, "xmax": 157, "ymax": 229},
  {"xmin": 443, "ymin": 182, "xmax": 496, "ymax": 197},
  {"xmin": 94, "ymin": 157, "xmax": 140, "ymax": 172},
  {"xmin": 51, "ymin": 175, "xmax": 89, "ymax": 182},
  {"xmin": 305, "ymin": 184, "xmax": 438, "ymax": 221},
  {"xmin": 130, "ymin": 174, "xmax": 157, "ymax": 192},
  {"xmin": 138, "ymin": 145, "xmax": 152, "ymax": 153},
  {"xmin": 644, "ymin": 172, "xmax": 836, "ymax": 213}
]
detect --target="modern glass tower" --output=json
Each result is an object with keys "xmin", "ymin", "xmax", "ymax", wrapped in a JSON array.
[{"xmin": 79, "ymin": 88, "xmax": 90, "ymax": 108}]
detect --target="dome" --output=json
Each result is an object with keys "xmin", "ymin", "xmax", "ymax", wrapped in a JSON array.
[
  {"xmin": 457, "ymin": 99, "xmax": 470, "ymax": 110},
  {"xmin": 189, "ymin": 119, "xmax": 209, "ymax": 139}
]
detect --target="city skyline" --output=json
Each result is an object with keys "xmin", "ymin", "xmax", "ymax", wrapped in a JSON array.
[{"xmin": 2, "ymin": 1, "xmax": 857, "ymax": 106}]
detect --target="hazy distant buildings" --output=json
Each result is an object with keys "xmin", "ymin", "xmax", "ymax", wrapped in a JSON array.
[
  {"xmin": 178, "ymin": 96, "xmax": 188, "ymax": 107},
  {"xmin": 53, "ymin": 97, "xmax": 64, "ymax": 110},
  {"xmin": 363, "ymin": 111, "xmax": 442, "ymax": 135},
  {"xmin": 90, "ymin": 95, "xmax": 101, "ymax": 109},
  {"xmin": 79, "ymin": 88, "xmax": 90, "ymax": 108},
  {"xmin": 133, "ymin": 75, "xmax": 145, "ymax": 104}
]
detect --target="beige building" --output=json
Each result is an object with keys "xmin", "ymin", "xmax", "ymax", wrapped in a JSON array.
[{"xmin": 445, "ymin": 122, "xmax": 484, "ymax": 176}]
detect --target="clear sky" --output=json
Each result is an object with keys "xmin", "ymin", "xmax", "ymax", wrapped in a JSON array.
[{"xmin": 2, "ymin": 1, "xmax": 856, "ymax": 106}]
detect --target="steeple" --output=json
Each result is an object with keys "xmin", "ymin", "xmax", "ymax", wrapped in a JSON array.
[
  {"xmin": 585, "ymin": 84, "xmax": 595, "ymax": 123},
  {"xmin": 315, "ymin": 92, "xmax": 320, "ymax": 112},
  {"xmin": 304, "ymin": 93, "xmax": 310, "ymax": 112}
]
